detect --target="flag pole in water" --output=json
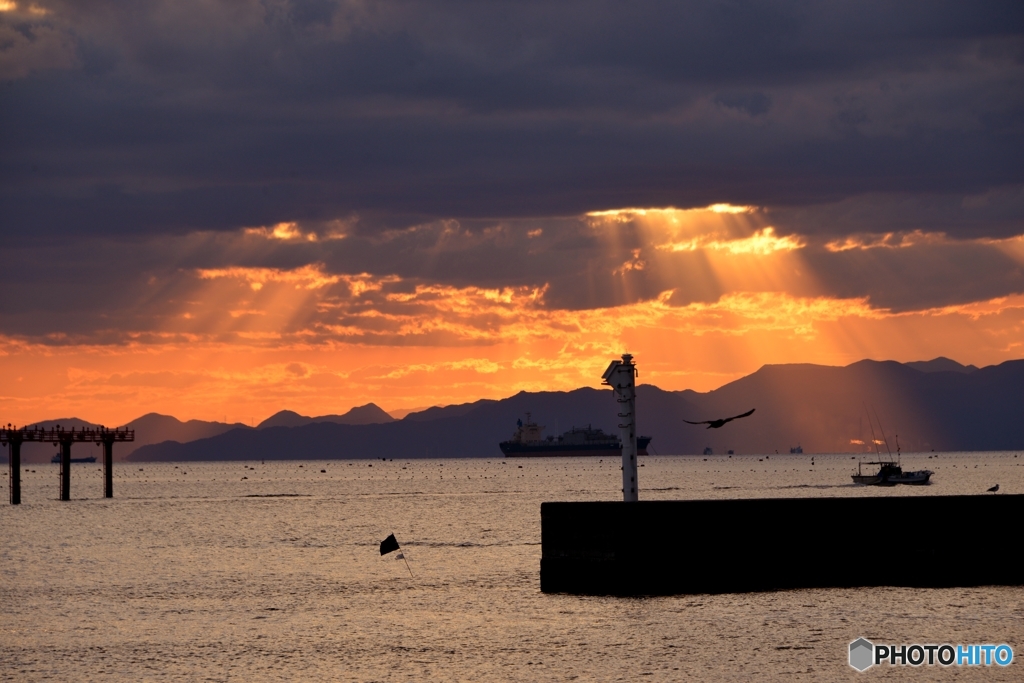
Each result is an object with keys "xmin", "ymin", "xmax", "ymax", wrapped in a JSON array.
[{"xmin": 380, "ymin": 533, "xmax": 413, "ymax": 577}]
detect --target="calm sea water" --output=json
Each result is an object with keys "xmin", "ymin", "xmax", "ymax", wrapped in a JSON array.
[{"xmin": 2, "ymin": 452, "xmax": 1022, "ymax": 681}]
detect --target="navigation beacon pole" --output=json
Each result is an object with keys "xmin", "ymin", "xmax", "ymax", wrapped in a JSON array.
[{"xmin": 602, "ymin": 353, "xmax": 639, "ymax": 502}]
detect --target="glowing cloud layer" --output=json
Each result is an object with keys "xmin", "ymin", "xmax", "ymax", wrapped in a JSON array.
[{"xmin": 2, "ymin": 203, "xmax": 1023, "ymax": 424}]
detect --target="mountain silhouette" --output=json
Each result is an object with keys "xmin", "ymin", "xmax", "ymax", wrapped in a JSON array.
[
  {"xmin": 124, "ymin": 358, "xmax": 1024, "ymax": 461},
  {"xmin": 13, "ymin": 358, "xmax": 1022, "ymax": 462},
  {"xmin": 905, "ymin": 357, "xmax": 978, "ymax": 374},
  {"xmin": 257, "ymin": 403, "xmax": 395, "ymax": 429},
  {"xmin": 10, "ymin": 414, "xmax": 249, "ymax": 464}
]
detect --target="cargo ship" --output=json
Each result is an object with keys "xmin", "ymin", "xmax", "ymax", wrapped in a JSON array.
[
  {"xmin": 499, "ymin": 414, "xmax": 652, "ymax": 457},
  {"xmin": 50, "ymin": 454, "xmax": 97, "ymax": 463}
]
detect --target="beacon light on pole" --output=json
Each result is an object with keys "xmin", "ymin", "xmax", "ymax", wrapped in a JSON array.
[{"xmin": 602, "ymin": 353, "xmax": 638, "ymax": 502}]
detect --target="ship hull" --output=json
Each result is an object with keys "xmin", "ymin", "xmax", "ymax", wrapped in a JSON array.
[
  {"xmin": 50, "ymin": 455, "xmax": 98, "ymax": 464},
  {"xmin": 501, "ymin": 437, "xmax": 652, "ymax": 457},
  {"xmin": 851, "ymin": 466, "xmax": 933, "ymax": 489},
  {"xmin": 852, "ymin": 470, "xmax": 932, "ymax": 486}
]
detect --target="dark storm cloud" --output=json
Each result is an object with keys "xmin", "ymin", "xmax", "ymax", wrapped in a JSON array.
[
  {"xmin": 768, "ymin": 187, "xmax": 1024, "ymax": 239},
  {"xmin": 804, "ymin": 240, "xmax": 1024, "ymax": 312},
  {"xmin": 2, "ymin": 0, "xmax": 1023, "ymax": 240}
]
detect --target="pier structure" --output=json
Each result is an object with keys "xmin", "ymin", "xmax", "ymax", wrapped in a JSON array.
[
  {"xmin": 1, "ymin": 425, "xmax": 134, "ymax": 504},
  {"xmin": 602, "ymin": 353, "xmax": 638, "ymax": 502},
  {"xmin": 541, "ymin": 495, "xmax": 1024, "ymax": 594},
  {"xmin": 540, "ymin": 352, "xmax": 1024, "ymax": 594}
]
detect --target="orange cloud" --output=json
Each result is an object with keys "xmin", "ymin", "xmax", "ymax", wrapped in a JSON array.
[
  {"xmin": 659, "ymin": 226, "xmax": 805, "ymax": 254},
  {"xmin": 197, "ymin": 264, "xmax": 341, "ymax": 291},
  {"xmin": 586, "ymin": 203, "xmax": 755, "ymax": 219},
  {"xmin": 825, "ymin": 230, "xmax": 949, "ymax": 252}
]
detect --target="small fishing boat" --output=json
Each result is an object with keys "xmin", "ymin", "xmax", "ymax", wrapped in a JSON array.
[
  {"xmin": 851, "ymin": 408, "xmax": 931, "ymax": 486},
  {"xmin": 852, "ymin": 461, "xmax": 932, "ymax": 486}
]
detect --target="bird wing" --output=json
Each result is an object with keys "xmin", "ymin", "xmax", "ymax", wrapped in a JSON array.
[{"xmin": 684, "ymin": 409, "xmax": 755, "ymax": 426}]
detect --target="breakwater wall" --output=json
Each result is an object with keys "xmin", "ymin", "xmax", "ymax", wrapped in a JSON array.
[{"xmin": 540, "ymin": 495, "xmax": 1024, "ymax": 595}]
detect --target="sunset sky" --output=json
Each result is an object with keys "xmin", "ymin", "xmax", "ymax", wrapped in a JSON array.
[{"xmin": 2, "ymin": 1, "xmax": 1023, "ymax": 426}]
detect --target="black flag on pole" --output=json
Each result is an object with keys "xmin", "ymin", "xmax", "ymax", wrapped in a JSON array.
[
  {"xmin": 380, "ymin": 533, "xmax": 400, "ymax": 556},
  {"xmin": 380, "ymin": 533, "xmax": 413, "ymax": 576}
]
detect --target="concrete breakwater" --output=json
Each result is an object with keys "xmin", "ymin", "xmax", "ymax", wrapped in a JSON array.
[{"xmin": 541, "ymin": 495, "xmax": 1024, "ymax": 595}]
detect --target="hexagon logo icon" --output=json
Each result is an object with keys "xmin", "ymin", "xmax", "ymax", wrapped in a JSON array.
[{"xmin": 849, "ymin": 638, "xmax": 874, "ymax": 671}]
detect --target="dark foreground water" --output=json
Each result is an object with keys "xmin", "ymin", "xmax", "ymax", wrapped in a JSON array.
[{"xmin": 2, "ymin": 452, "xmax": 1022, "ymax": 681}]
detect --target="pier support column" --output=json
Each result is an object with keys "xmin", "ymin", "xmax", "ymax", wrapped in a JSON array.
[
  {"xmin": 103, "ymin": 440, "xmax": 113, "ymax": 498},
  {"xmin": 602, "ymin": 353, "xmax": 639, "ymax": 502},
  {"xmin": 60, "ymin": 440, "xmax": 71, "ymax": 501},
  {"xmin": 8, "ymin": 440, "xmax": 20, "ymax": 505}
]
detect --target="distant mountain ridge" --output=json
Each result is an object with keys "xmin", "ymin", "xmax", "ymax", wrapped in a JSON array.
[
  {"xmin": 904, "ymin": 357, "xmax": 978, "ymax": 374},
  {"xmin": 124, "ymin": 357, "xmax": 1024, "ymax": 461},
  {"xmin": 11, "ymin": 414, "xmax": 249, "ymax": 464},
  {"xmin": 14, "ymin": 358, "xmax": 1021, "ymax": 463},
  {"xmin": 257, "ymin": 403, "xmax": 394, "ymax": 429},
  {"xmin": 10, "ymin": 404, "xmax": 394, "ymax": 463}
]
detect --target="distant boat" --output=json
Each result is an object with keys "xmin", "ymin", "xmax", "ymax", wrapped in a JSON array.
[
  {"xmin": 51, "ymin": 454, "xmax": 97, "ymax": 464},
  {"xmin": 703, "ymin": 446, "xmax": 713, "ymax": 455},
  {"xmin": 790, "ymin": 445, "xmax": 803, "ymax": 454},
  {"xmin": 499, "ymin": 413, "xmax": 652, "ymax": 457}
]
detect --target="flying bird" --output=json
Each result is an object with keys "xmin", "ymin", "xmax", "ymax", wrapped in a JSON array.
[
  {"xmin": 988, "ymin": 484, "xmax": 999, "ymax": 493},
  {"xmin": 684, "ymin": 408, "xmax": 756, "ymax": 429}
]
